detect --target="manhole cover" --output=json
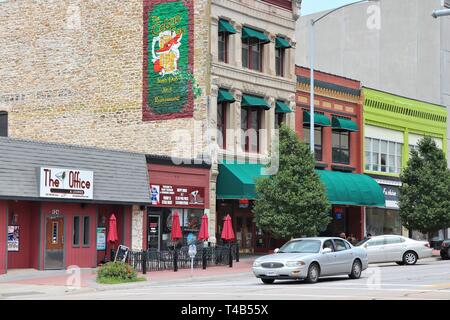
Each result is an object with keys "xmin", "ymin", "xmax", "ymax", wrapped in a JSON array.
[{"xmin": 1, "ymin": 291, "xmax": 44, "ymax": 297}]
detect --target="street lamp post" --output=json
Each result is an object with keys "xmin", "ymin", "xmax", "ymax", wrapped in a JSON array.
[
  {"xmin": 308, "ymin": 0, "xmax": 378, "ymax": 154},
  {"xmin": 432, "ymin": 8, "xmax": 450, "ymax": 18}
]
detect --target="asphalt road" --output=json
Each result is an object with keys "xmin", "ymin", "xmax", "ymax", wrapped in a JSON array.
[{"xmin": 10, "ymin": 258, "xmax": 450, "ymax": 300}]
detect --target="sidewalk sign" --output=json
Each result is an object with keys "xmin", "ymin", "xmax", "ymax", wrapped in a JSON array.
[{"xmin": 114, "ymin": 245, "xmax": 129, "ymax": 263}]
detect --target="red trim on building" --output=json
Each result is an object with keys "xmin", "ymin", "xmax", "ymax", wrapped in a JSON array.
[
  {"xmin": 148, "ymin": 163, "xmax": 210, "ymax": 209},
  {"xmin": 296, "ymin": 66, "xmax": 365, "ymax": 240},
  {"xmin": 142, "ymin": 0, "xmax": 194, "ymax": 121},
  {"xmin": 0, "ymin": 201, "xmax": 7, "ymax": 274}
]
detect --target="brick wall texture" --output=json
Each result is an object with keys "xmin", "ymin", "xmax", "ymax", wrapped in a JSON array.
[{"xmin": 0, "ymin": 0, "xmax": 209, "ymax": 158}]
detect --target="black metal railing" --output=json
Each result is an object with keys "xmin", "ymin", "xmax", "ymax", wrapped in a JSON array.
[{"xmin": 119, "ymin": 241, "xmax": 239, "ymax": 273}]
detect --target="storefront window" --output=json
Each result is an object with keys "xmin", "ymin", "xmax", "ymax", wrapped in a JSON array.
[
  {"xmin": 160, "ymin": 208, "xmax": 204, "ymax": 249},
  {"xmin": 366, "ymin": 208, "xmax": 402, "ymax": 236},
  {"xmin": 365, "ymin": 137, "xmax": 402, "ymax": 173}
]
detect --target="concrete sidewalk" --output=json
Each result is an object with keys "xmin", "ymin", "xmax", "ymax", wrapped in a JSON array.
[{"xmin": 0, "ymin": 256, "xmax": 256, "ymax": 295}]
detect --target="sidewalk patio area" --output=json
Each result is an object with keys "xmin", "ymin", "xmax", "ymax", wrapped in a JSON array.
[{"xmin": 0, "ymin": 255, "xmax": 257, "ymax": 290}]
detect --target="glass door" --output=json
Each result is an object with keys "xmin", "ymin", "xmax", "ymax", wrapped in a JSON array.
[{"xmin": 148, "ymin": 214, "xmax": 161, "ymax": 250}]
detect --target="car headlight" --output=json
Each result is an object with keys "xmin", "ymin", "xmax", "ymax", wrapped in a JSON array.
[
  {"xmin": 253, "ymin": 261, "xmax": 262, "ymax": 267},
  {"xmin": 286, "ymin": 261, "xmax": 306, "ymax": 267}
]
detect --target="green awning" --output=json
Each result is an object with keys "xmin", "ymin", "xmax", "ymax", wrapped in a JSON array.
[
  {"xmin": 332, "ymin": 117, "xmax": 358, "ymax": 132},
  {"xmin": 241, "ymin": 95, "xmax": 271, "ymax": 110},
  {"xmin": 242, "ymin": 27, "xmax": 270, "ymax": 43},
  {"xmin": 275, "ymin": 101, "xmax": 292, "ymax": 113},
  {"xmin": 275, "ymin": 37, "xmax": 291, "ymax": 49},
  {"xmin": 218, "ymin": 88, "xmax": 235, "ymax": 103},
  {"xmin": 303, "ymin": 111, "xmax": 331, "ymax": 127},
  {"xmin": 217, "ymin": 162, "xmax": 270, "ymax": 199},
  {"xmin": 219, "ymin": 19, "xmax": 236, "ymax": 34},
  {"xmin": 316, "ymin": 170, "xmax": 385, "ymax": 207}
]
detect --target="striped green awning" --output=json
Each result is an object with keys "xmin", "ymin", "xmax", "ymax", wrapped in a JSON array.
[
  {"xmin": 242, "ymin": 27, "xmax": 270, "ymax": 43},
  {"xmin": 219, "ymin": 19, "xmax": 236, "ymax": 34},
  {"xmin": 275, "ymin": 37, "xmax": 291, "ymax": 49},
  {"xmin": 303, "ymin": 111, "xmax": 331, "ymax": 127},
  {"xmin": 241, "ymin": 95, "xmax": 271, "ymax": 110},
  {"xmin": 332, "ymin": 117, "xmax": 358, "ymax": 132},
  {"xmin": 218, "ymin": 89, "xmax": 235, "ymax": 104},
  {"xmin": 275, "ymin": 101, "xmax": 292, "ymax": 113},
  {"xmin": 316, "ymin": 170, "xmax": 385, "ymax": 207}
]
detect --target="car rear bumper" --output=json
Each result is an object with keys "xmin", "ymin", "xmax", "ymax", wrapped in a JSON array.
[
  {"xmin": 253, "ymin": 266, "xmax": 307, "ymax": 280},
  {"xmin": 419, "ymin": 248, "xmax": 433, "ymax": 259}
]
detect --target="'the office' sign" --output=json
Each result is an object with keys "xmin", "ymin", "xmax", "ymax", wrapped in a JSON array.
[{"xmin": 40, "ymin": 167, "xmax": 94, "ymax": 200}]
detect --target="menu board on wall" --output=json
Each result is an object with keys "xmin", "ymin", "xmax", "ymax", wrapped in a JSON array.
[{"xmin": 150, "ymin": 184, "xmax": 205, "ymax": 208}]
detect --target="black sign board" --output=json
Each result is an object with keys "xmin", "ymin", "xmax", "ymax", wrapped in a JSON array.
[{"xmin": 114, "ymin": 245, "xmax": 129, "ymax": 263}]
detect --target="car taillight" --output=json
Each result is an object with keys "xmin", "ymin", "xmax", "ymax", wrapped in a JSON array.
[{"xmin": 424, "ymin": 243, "xmax": 430, "ymax": 248}]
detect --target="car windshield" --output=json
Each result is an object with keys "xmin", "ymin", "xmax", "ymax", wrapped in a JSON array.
[
  {"xmin": 278, "ymin": 240, "xmax": 321, "ymax": 253},
  {"xmin": 355, "ymin": 238, "xmax": 370, "ymax": 246}
]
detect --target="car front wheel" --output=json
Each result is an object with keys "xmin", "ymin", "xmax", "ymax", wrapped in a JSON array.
[
  {"xmin": 261, "ymin": 278, "xmax": 275, "ymax": 284},
  {"xmin": 403, "ymin": 251, "xmax": 418, "ymax": 265},
  {"xmin": 305, "ymin": 263, "xmax": 320, "ymax": 283},
  {"xmin": 349, "ymin": 260, "xmax": 362, "ymax": 279}
]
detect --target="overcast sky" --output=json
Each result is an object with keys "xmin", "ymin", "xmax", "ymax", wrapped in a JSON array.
[{"xmin": 301, "ymin": 0, "xmax": 360, "ymax": 15}]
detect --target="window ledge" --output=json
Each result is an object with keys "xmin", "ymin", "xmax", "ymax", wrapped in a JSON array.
[
  {"xmin": 331, "ymin": 164, "xmax": 355, "ymax": 172},
  {"xmin": 315, "ymin": 162, "xmax": 328, "ymax": 169}
]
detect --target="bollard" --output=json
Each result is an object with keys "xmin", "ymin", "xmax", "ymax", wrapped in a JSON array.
[
  {"xmin": 229, "ymin": 243, "xmax": 233, "ymax": 268},
  {"xmin": 174, "ymin": 248, "xmax": 178, "ymax": 272},
  {"xmin": 202, "ymin": 247, "xmax": 207, "ymax": 270},
  {"xmin": 236, "ymin": 242, "xmax": 240, "ymax": 262},
  {"xmin": 142, "ymin": 250, "xmax": 147, "ymax": 275}
]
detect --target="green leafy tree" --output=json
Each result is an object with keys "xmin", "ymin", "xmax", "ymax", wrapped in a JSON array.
[
  {"xmin": 399, "ymin": 136, "xmax": 450, "ymax": 234},
  {"xmin": 252, "ymin": 125, "xmax": 331, "ymax": 239}
]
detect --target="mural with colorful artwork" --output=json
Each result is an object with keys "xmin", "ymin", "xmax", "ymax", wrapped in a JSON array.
[{"xmin": 143, "ymin": 0, "xmax": 194, "ymax": 121}]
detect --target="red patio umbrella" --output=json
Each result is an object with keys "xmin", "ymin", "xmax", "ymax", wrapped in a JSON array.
[
  {"xmin": 107, "ymin": 213, "xmax": 118, "ymax": 261},
  {"xmin": 221, "ymin": 214, "xmax": 235, "ymax": 242},
  {"xmin": 198, "ymin": 214, "xmax": 209, "ymax": 241},
  {"xmin": 107, "ymin": 213, "xmax": 118, "ymax": 243},
  {"xmin": 171, "ymin": 211, "xmax": 182, "ymax": 241}
]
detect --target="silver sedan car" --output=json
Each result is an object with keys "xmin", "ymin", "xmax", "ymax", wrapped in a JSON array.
[
  {"xmin": 356, "ymin": 235, "xmax": 433, "ymax": 265},
  {"xmin": 252, "ymin": 237, "xmax": 368, "ymax": 284}
]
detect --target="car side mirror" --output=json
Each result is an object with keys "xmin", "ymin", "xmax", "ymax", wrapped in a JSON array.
[
  {"xmin": 364, "ymin": 243, "xmax": 368, "ymax": 248},
  {"xmin": 322, "ymin": 248, "xmax": 332, "ymax": 254},
  {"xmin": 274, "ymin": 248, "xmax": 279, "ymax": 254}
]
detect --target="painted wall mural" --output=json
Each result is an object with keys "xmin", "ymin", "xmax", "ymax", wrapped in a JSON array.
[{"xmin": 143, "ymin": 0, "xmax": 194, "ymax": 121}]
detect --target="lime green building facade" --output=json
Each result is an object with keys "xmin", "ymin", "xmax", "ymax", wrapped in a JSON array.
[{"xmin": 362, "ymin": 87, "xmax": 447, "ymax": 239}]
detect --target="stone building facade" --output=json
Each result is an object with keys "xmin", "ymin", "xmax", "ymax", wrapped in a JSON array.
[{"xmin": 0, "ymin": 0, "xmax": 300, "ymax": 250}]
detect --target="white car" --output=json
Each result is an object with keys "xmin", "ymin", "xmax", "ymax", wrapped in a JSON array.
[{"xmin": 357, "ymin": 235, "xmax": 432, "ymax": 265}]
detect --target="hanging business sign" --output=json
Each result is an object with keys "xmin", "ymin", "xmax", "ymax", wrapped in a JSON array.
[
  {"xmin": 8, "ymin": 226, "xmax": 19, "ymax": 252},
  {"xmin": 150, "ymin": 184, "xmax": 205, "ymax": 208},
  {"xmin": 39, "ymin": 167, "xmax": 94, "ymax": 200},
  {"xmin": 143, "ymin": 0, "xmax": 194, "ymax": 121}
]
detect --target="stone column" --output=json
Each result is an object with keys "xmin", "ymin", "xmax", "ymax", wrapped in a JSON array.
[
  {"xmin": 265, "ymin": 34, "xmax": 276, "ymax": 76},
  {"xmin": 287, "ymin": 94, "xmax": 296, "ymax": 130},
  {"xmin": 231, "ymin": 23, "xmax": 242, "ymax": 68},
  {"xmin": 211, "ymin": 16, "xmax": 219, "ymax": 63},
  {"xmin": 286, "ymin": 40, "xmax": 296, "ymax": 80},
  {"xmin": 263, "ymin": 96, "xmax": 275, "ymax": 156},
  {"xmin": 131, "ymin": 205, "xmax": 144, "ymax": 251},
  {"xmin": 210, "ymin": 84, "xmax": 219, "ymax": 146},
  {"xmin": 231, "ymin": 89, "xmax": 242, "ymax": 156}
]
